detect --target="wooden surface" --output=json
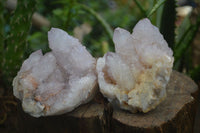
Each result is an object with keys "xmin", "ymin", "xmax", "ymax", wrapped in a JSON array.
[
  {"xmin": 16, "ymin": 71, "xmax": 198, "ymax": 133},
  {"xmin": 111, "ymin": 71, "xmax": 198, "ymax": 133}
]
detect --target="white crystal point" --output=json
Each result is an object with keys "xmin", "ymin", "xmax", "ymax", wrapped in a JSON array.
[
  {"xmin": 48, "ymin": 28, "xmax": 96, "ymax": 77},
  {"xmin": 105, "ymin": 52, "xmax": 135, "ymax": 91},
  {"xmin": 13, "ymin": 28, "xmax": 97, "ymax": 117},
  {"xmin": 97, "ymin": 18, "xmax": 174, "ymax": 113}
]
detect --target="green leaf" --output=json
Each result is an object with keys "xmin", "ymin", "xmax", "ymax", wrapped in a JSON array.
[
  {"xmin": 147, "ymin": 0, "xmax": 166, "ymax": 18},
  {"xmin": 175, "ymin": 24, "xmax": 192, "ymax": 50},
  {"xmin": 175, "ymin": 15, "xmax": 191, "ymax": 47},
  {"xmin": 174, "ymin": 15, "xmax": 200, "ymax": 67},
  {"xmin": 156, "ymin": 1, "xmax": 164, "ymax": 29},
  {"xmin": 174, "ymin": 27, "xmax": 193, "ymax": 65},
  {"xmin": 1, "ymin": 0, "xmax": 36, "ymax": 85},
  {"xmin": 133, "ymin": 0, "xmax": 147, "ymax": 17}
]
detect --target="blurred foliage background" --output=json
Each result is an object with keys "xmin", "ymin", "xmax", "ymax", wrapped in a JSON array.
[
  {"xmin": 0, "ymin": 0, "xmax": 200, "ymax": 91},
  {"xmin": 0, "ymin": 0, "xmax": 200, "ymax": 128}
]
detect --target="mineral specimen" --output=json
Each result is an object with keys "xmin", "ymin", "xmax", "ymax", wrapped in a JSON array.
[
  {"xmin": 13, "ymin": 28, "xmax": 97, "ymax": 117},
  {"xmin": 96, "ymin": 18, "xmax": 174, "ymax": 113}
]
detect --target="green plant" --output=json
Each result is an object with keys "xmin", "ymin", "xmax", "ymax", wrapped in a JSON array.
[
  {"xmin": 0, "ymin": 0, "xmax": 36, "ymax": 88},
  {"xmin": 174, "ymin": 13, "xmax": 200, "ymax": 82}
]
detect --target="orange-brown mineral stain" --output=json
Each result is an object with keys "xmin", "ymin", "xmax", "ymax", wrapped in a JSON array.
[
  {"xmin": 27, "ymin": 76, "xmax": 38, "ymax": 89},
  {"xmin": 20, "ymin": 72, "xmax": 39, "ymax": 89}
]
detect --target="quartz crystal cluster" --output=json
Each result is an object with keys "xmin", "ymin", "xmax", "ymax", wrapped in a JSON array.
[
  {"xmin": 13, "ymin": 28, "xmax": 97, "ymax": 117},
  {"xmin": 96, "ymin": 18, "xmax": 174, "ymax": 113}
]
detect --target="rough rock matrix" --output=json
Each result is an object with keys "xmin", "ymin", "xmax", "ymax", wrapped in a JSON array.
[
  {"xmin": 96, "ymin": 18, "xmax": 174, "ymax": 113},
  {"xmin": 13, "ymin": 28, "xmax": 97, "ymax": 117}
]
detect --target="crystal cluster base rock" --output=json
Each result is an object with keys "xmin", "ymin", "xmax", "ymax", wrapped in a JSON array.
[
  {"xmin": 13, "ymin": 28, "xmax": 97, "ymax": 117},
  {"xmin": 96, "ymin": 18, "xmax": 174, "ymax": 113}
]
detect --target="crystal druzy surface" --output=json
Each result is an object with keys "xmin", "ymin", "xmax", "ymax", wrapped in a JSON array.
[
  {"xmin": 96, "ymin": 18, "xmax": 174, "ymax": 113},
  {"xmin": 13, "ymin": 28, "xmax": 97, "ymax": 117}
]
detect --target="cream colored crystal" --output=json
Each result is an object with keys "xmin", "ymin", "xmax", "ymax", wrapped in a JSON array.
[
  {"xmin": 97, "ymin": 18, "xmax": 174, "ymax": 113},
  {"xmin": 13, "ymin": 28, "xmax": 97, "ymax": 117}
]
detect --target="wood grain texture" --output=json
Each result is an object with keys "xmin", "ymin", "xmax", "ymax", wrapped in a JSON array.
[{"xmin": 17, "ymin": 71, "xmax": 198, "ymax": 133}]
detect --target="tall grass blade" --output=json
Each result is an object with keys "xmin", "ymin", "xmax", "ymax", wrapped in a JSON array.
[
  {"xmin": 147, "ymin": 0, "xmax": 166, "ymax": 18},
  {"xmin": 133, "ymin": 0, "xmax": 147, "ymax": 16}
]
